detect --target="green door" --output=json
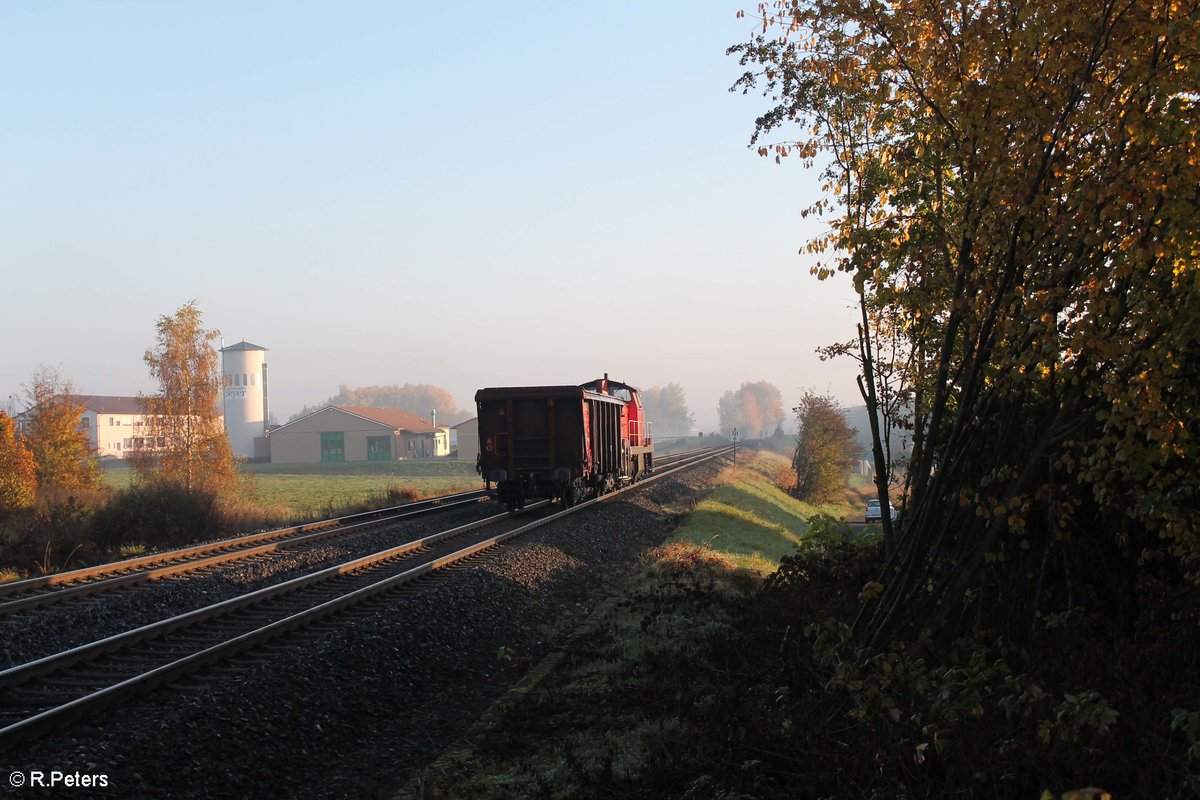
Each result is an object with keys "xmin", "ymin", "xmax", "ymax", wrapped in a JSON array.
[{"xmin": 367, "ymin": 436, "xmax": 392, "ymax": 461}]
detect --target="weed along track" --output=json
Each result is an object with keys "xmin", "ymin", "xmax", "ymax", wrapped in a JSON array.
[{"xmin": 0, "ymin": 447, "xmax": 730, "ymax": 752}]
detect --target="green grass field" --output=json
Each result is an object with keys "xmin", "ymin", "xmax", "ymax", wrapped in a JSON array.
[
  {"xmin": 668, "ymin": 451, "xmax": 858, "ymax": 573},
  {"xmin": 102, "ymin": 461, "xmax": 484, "ymax": 518},
  {"xmin": 244, "ymin": 473, "xmax": 484, "ymax": 516}
]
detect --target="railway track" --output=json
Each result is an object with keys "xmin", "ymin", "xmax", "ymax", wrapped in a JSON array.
[
  {"xmin": 0, "ymin": 448, "xmax": 714, "ymax": 619},
  {"xmin": 0, "ymin": 490, "xmax": 490, "ymax": 617},
  {"xmin": 0, "ymin": 445, "xmax": 731, "ymax": 751}
]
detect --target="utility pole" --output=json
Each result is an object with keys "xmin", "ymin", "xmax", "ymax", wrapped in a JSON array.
[{"xmin": 732, "ymin": 427, "xmax": 738, "ymax": 464}]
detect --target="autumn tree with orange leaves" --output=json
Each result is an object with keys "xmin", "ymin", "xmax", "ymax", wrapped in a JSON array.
[
  {"xmin": 0, "ymin": 412, "xmax": 37, "ymax": 515},
  {"xmin": 734, "ymin": 0, "xmax": 1199, "ymax": 643},
  {"xmin": 22, "ymin": 366, "xmax": 102, "ymax": 494},
  {"xmin": 718, "ymin": 381, "xmax": 786, "ymax": 439},
  {"xmin": 137, "ymin": 301, "xmax": 238, "ymax": 497}
]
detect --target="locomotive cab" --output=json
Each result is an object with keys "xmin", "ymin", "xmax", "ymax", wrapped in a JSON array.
[{"xmin": 579, "ymin": 373, "xmax": 653, "ymax": 482}]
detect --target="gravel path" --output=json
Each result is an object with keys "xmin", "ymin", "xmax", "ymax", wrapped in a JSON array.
[{"xmin": 3, "ymin": 459, "xmax": 724, "ymax": 799}]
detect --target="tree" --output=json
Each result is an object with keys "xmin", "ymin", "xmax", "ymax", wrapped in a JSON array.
[
  {"xmin": 0, "ymin": 411, "xmax": 37, "ymax": 514},
  {"xmin": 717, "ymin": 381, "xmax": 785, "ymax": 439},
  {"xmin": 137, "ymin": 301, "xmax": 238, "ymax": 495},
  {"xmin": 792, "ymin": 391, "xmax": 858, "ymax": 502},
  {"xmin": 818, "ymin": 305, "xmax": 918, "ymax": 554},
  {"xmin": 640, "ymin": 383, "xmax": 696, "ymax": 438},
  {"xmin": 22, "ymin": 366, "xmax": 101, "ymax": 493},
  {"xmin": 735, "ymin": 0, "xmax": 1200, "ymax": 642},
  {"xmin": 290, "ymin": 384, "xmax": 467, "ymax": 424}
]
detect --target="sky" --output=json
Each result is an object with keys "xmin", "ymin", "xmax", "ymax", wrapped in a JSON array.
[{"xmin": 1, "ymin": 1, "xmax": 863, "ymax": 432}]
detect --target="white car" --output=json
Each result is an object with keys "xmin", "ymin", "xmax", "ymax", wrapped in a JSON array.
[{"xmin": 865, "ymin": 499, "xmax": 895, "ymax": 523}]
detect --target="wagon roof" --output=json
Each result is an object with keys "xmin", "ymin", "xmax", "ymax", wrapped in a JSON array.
[{"xmin": 474, "ymin": 385, "xmax": 623, "ymax": 404}]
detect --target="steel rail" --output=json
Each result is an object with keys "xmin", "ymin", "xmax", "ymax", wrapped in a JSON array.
[
  {"xmin": 0, "ymin": 450, "xmax": 709, "ymax": 616},
  {"xmin": 0, "ymin": 489, "xmax": 489, "ymax": 597},
  {"xmin": 0, "ymin": 506, "xmax": 546, "ymax": 691},
  {"xmin": 0, "ymin": 450, "xmax": 707, "ymax": 617},
  {"xmin": 3, "ymin": 443, "xmax": 702, "ymax": 686},
  {"xmin": 0, "ymin": 445, "xmax": 732, "ymax": 749},
  {"xmin": 0, "ymin": 490, "xmax": 489, "ymax": 616}
]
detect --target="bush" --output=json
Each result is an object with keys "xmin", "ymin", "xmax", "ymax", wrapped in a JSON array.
[
  {"xmin": 89, "ymin": 482, "xmax": 224, "ymax": 552},
  {"xmin": 1, "ymin": 494, "xmax": 100, "ymax": 574}
]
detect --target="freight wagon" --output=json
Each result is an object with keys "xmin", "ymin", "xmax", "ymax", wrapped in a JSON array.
[{"xmin": 475, "ymin": 375, "xmax": 653, "ymax": 512}]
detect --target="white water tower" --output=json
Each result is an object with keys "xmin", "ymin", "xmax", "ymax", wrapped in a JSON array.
[{"xmin": 220, "ymin": 340, "xmax": 269, "ymax": 458}]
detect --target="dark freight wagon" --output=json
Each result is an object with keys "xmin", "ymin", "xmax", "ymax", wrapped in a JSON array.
[{"xmin": 475, "ymin": 375, "xmax": 653, "ymax": 512}]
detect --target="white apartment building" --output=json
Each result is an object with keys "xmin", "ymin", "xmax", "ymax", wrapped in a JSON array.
[
  {"xmin": 76, "ymin": 395, "xmax": 153, "ymax": 459},
  {"xmin": 17, "ymin": 395, "xmax": 221, "ymax": 460}
]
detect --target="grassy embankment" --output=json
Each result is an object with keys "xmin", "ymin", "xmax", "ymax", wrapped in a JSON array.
[
  {"xmin": 408, "ymin": 450, "xmax": 879, "ymax": 798},
  {"xmin": 666, "ymin": 451, "xmax": 869, "ymax": 572}
]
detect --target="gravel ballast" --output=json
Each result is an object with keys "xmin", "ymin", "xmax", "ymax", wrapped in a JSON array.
[
  {"xmin": 4, "ymin": 458, "xmax": 725, "ymax": 799},
  {"xmin": 0, "ymin": 503, "xmax": 499, "ymax": 670}
]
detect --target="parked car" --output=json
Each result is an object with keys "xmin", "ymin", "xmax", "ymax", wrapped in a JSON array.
[{"xmin": 865, "ymin": 498, "xmax": 895, "ymax": 523}]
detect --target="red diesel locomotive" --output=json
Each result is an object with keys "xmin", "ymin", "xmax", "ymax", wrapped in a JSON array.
[{"xmin": 475, "ymin": 374, "xmax": 653, "ymax": 511}]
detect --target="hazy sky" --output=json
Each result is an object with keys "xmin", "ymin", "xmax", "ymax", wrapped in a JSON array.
[{"xmin": 2, "ymin": 1, "xmax": 862, "ymax": 431}]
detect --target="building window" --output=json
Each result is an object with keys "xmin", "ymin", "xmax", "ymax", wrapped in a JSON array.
[
  {"xmin": 234, "ymin": 374, "xmax": 241, "ymax": 386},
  {"xmin": 367, "ymin": 436, "xmax": 391, "ymax": 461},
  {"xmin": 320, "ymin": 432, "xmax": 345, "ymax": 463},
  {"xmin": 250, "ymin": 374, "xmax": 257, "ymax": 386},
  {"xmin": 243, "ymin": 373, "xmax": 248, "ymax": 386},
  {"xmin": 81, "ymin": 417, "xmax": 90, "ymax": 428}
]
